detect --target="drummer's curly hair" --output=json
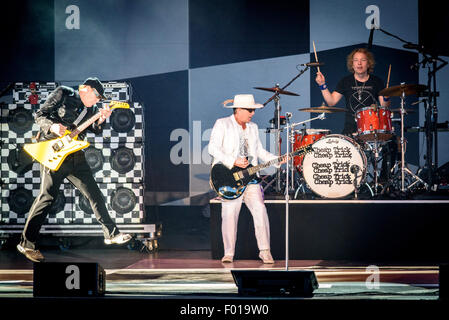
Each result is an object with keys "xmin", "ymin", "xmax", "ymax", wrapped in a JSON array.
[{"xmin": 347, "ymin": 48, "xmax": 375, "ymax": 74}]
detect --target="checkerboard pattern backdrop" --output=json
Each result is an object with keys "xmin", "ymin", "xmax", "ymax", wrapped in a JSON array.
[{"xmin": 0, "ymin": 82, "xmax": 145, "ymax": 224}]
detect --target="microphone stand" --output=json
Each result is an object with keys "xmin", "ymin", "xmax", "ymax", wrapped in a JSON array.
[{"xmin": 284, "ymin": 113, "xmax": 325, "ymax": 270}]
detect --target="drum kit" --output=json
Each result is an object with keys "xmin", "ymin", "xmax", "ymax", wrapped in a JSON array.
[{"xmin": 255, "ymin": 82, "xmax": 429, "ymax": 199}]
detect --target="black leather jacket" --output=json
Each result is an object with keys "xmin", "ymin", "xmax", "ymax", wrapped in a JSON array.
[{"xmin": 35, "ymin": 86, "xmax": 103, "ymax": 141}]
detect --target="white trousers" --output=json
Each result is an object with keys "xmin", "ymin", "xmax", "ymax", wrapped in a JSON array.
[{"xmin": 221, "ymin": 184, "xmax": 271, "ymax": 257}]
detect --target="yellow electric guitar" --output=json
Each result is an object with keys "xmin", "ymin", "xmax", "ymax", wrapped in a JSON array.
[{"xmin": 23, "ymin": 101, "xmax": 130, "ymax": 171}]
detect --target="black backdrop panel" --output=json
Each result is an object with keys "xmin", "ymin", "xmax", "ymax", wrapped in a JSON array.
[{"xmin": 189, "ymin": 0, "xmax": 310, "ymax": 68}]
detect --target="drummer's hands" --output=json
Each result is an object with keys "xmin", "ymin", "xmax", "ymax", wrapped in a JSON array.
[{"xmin": 315, "ymin": 71, "xmax": 326, "ymax": 86}]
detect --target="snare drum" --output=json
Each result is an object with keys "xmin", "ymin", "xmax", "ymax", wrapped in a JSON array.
[
  {"xmin": 293, "ymin": 129, "xmax": 330, "ymax": 172},
  {"xmin": 355, "ymin": 105, "xmax": 393, "ymax": 142},
  {"xmin": 301, "ymin": 134, "xmax": 367, "ymax": 199}
]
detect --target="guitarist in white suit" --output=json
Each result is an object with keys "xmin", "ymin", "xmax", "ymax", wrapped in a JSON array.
[
  {"xmin": 17, "ymin": 78, "xmax": 131, "ymax": 262},
  {"xmin": 209, "ymin": 94, "xmax": 281, "ymax": 264}
]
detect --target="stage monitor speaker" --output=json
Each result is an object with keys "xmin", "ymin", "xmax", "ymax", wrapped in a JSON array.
[
  {"xmin": 440, "ymin": 264, "xmax": 448, "ymax": 300},
  {"xmin": 231, "ymin": 270, "xmax": 318, "ymax": 297},
  {"xmin": 33, "ymin": 262, "xmax": 105, "ymax": 297}
]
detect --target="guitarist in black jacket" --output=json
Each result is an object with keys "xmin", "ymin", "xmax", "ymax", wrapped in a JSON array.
[{"xmin": 17, "ymin": 78, "xmax": 132, "ymax": 262}]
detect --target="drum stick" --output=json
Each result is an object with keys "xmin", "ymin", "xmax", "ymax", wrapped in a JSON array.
[
  {"xmin": 312, "ymin": 41, "xmax": 321, "ymax": 73},
  {"xmin": 386, "ymin": 64, "xmax": 391, "ymax": 88}
]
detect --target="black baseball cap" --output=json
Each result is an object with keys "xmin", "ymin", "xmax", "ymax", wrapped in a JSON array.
[{"xmin": 82, "ymin": 77, "xmax": 106, "ymax": 100}]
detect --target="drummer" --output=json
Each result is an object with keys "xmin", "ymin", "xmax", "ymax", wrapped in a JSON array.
[
  {"xmin": 315, "ymin": 47, "xmax": 390, "ymax": 135},
  {"xmin": 315, "ymin": 47, "xmax": 395, "ymax": 183}
]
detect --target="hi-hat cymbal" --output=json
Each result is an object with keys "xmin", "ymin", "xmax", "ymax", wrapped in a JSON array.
[
  {"xmin": 379, "ymin": 84, "xmax": 427, "ymax": 97},
  {"xmin": 254, "ymin": 87, "xmax": 300, "ymax": 96},
  {"xmin": 298, "ymin": 106, "xmax": 348, "ymax": 113}
]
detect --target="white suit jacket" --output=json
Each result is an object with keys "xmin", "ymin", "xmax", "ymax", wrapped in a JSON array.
[{"xmin": 208, "ymin": 114, "xmax": 278, "ymax": 169}]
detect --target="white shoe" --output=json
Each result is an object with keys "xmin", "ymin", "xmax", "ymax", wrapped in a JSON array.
[
  {"xmin": 259, "ymin": 250, "xmax": 274, "ymax": 264},
  {"xmin": 221, "ymin": 255, "xmax": 234, "ymax": 263},
  {"xmin": 104, "ymin": 233, "xmax": 132, "ymax": 245}
]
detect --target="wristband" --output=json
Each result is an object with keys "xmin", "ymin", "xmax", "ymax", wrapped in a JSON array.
[
  {"xmin": 319, "ymin": 83, "xmax": 328, "ymax": 90},
  {"xmin": 383, "ymin": 96, "xmax": 390, "ymax": 101}
]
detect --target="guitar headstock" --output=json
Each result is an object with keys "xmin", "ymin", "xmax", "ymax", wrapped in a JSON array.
[{"xmin": 293, "ymin": 144, "xmax": 314, "ymax": 156}]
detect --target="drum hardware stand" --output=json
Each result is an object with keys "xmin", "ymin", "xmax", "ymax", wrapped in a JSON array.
[
  {"xmin": 350, "ymin": 165, "xmax": 361, "ymax": 199},
  {"xmin": 260, "ymin": 66, "xmax": 312, "ymax": 195},
  {"xmin": 366, "ymin": 139, "xmax": 387, "ymax": 195},
  {"xmin": 293, "ymin": 125, "xmax": 310, "ymax": 199},
  {"xmin": 389, "ymin": 84, "xmax": 428, "ymax": 194},
  {"xmin": 377, "ymin": 27, "xmax": 448, "ymax": 190}
]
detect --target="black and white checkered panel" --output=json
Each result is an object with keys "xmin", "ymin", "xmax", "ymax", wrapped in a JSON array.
[
  {"xmin": 92, "ymin": 102, "xmax": 143, "ymax": 144},
  {"xmin": 0, "ymin": 103, "xmax": 40, "ymax": 185},
  {"xmin": 84, "ymin": 102, "xmax": 143, "ymax": 185},
  {"xmin": 1, "ymin": 181, "xmax": 75, "ymax": 224},
  {"xmin": 73, "ymin": 183, "xmax": 144, "ymax": 224},
  {"xmin": 73, "ymin": 101, "xmax": 144, "ymax": 224},
  {"xmin": 102, "ymin": 82, "xmax": 130, "ymax": 102},
  {"xmin": 13, "ymin": 82, "xmax": 58, "ymax": 104},
  {"xmin": 13, "ymin": 81, "xmax": 129, "ymax": 104},
  {"xmin": 84, "ymin": 142, "xmax": 143, "ymax": 184}
]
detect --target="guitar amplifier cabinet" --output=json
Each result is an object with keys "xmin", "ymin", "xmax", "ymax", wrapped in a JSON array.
[
  {"xmin": 13, "ymin": 82, "xmax": 58, "ymax": 105},
  {"xmin": 1, "ymin": 84, "xmax": 145, "ymax": 226}
]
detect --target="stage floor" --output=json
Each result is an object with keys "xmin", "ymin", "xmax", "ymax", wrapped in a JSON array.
[{"xmin": 0, "ymin": 248, "xmax": 440, "ymax": 300}]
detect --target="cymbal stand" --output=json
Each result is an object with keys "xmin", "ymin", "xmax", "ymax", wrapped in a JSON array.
[
  {"xmin": 379, "ymin": 28, "xmax": 448, "ymax": 189},
  {"xmin": 262, "ymin": 66, "xmax": 311, "ymax": 193},
  {"xmin": 398, "ymin": 84, "xmax": 428, "ymax": 193}
]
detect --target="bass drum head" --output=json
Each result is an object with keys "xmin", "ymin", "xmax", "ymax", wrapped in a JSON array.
[{"xmin": 302, "ymin": 134, "xmax": 366, "ymax": 199}]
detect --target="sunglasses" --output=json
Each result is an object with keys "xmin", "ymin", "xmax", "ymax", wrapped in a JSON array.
[
  {"xmin": 241, "ymin": 108, "xmax": 256, "ymax": 113},
  {"xmin": 92, "ymin": 88, "xmax": 102, "ymax": 100},
  {"xmin": 80, "ymin": 85, "xmax": 103, "ymax": 100}
]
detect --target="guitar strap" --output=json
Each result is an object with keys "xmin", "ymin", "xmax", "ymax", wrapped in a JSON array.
[{"xmin": 73, "ymin": 107, "xmax": 88, "ymax": 126}]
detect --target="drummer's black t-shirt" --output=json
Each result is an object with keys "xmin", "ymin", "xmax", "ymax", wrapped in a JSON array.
[{"xmin": 335, "ymin": 74, "xmax": 385, "ymax": 134}]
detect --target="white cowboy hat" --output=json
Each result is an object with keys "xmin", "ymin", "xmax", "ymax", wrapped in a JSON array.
[{"xmin": 222, "ymin": 94, "xmax": 264, "ymax": 109}]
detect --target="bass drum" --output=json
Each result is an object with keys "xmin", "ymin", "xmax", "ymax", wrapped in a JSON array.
[{"xmin": 301, "ymin": 134, "xmax": 367, "ymax": 199}]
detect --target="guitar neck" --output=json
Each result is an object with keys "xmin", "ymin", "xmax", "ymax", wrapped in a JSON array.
[
  {"xmin": 69, "ymin": 113, "xmax": 101, "ymax": 139},
  {"xmin": 68, "ymin": 102, "xmax": 129, "ymax": 139},
  {"xmin": 246, "ymin": 147, "xmax": 306, "ymax": 176}
]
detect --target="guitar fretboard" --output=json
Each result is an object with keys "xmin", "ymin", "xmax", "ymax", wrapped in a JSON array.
[
  {"xmin": 68, "ymin": 102, "xmax": 129, "ymax": 139},
  {"xmin": 245, "ymin": 146, "xmax": 311, "ymax": 176},
  {"xmin": 69, "ymin": 113, "xmax": 101, "ymax": 139}
]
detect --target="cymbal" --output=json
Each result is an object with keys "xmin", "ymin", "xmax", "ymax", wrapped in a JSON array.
[
  {"xmin": 298, "ymin": 106, "xmax": 348, "ymax": 113},
  {"xmin": 391, "ymin": 108, "xmax": 416, "ymax": 113},
  {"xmin": 254, "ymin": 87, "xmax": 300, "ymax": 96},
  {"xmin": 379, "ymin": 84, "xmax": 427, "ymax": 97}
]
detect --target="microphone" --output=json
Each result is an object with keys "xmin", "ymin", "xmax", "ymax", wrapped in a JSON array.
[
  {"xmin": 350, "ymin": 164, "xmax": 360, "ymax": 174},
  {"xmin": 318, "ymin": 112, "xmax": 326, "ymax": 120},
  {"xmin": 403, "ymin": 43, "xmax": 425, "ymax": 51},
  {"xmin": 301, "ymin": 62, "xmax": 324, "ymax": 67},
  {"xmin": 367, "ymin": 19, "xmax": 375, "ymax": 49}
]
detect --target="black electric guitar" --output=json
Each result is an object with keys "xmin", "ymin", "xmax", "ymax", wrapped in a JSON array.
[{"xmin": 210, "ymin": 145, "xmax": 313, "ymax": 200}]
